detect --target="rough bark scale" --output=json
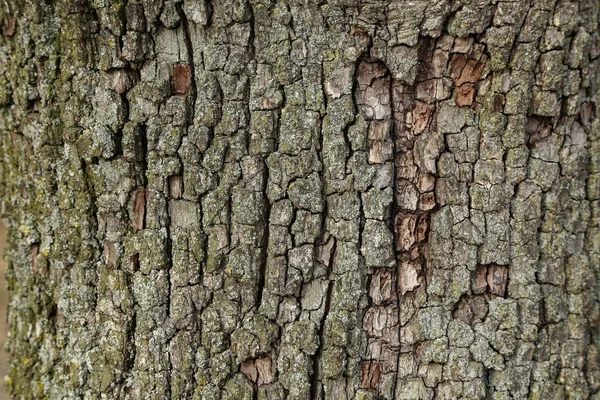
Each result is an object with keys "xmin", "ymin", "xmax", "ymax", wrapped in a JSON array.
[{"xmin": 0, "ymin": 0, "xmax": 599, "ymax": 398}]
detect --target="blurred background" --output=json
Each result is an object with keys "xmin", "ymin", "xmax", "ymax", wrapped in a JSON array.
[{"xmin": 0, "ymin": 224, "xmax": 8, "ymax": 399}]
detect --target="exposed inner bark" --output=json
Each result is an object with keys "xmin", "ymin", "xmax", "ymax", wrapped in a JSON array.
[{"xmin": 0, "ymin": 0, "xmax": 599, "ymax": 399}]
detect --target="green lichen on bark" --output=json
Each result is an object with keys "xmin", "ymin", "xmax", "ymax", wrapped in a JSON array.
[{"xmin": 0, "ymin": 0, "xmax": 599, "ymax": 399}]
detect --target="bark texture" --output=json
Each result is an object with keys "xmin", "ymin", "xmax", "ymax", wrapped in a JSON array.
[{"xmin": 0, "ymin": 0, "xmax": 599, "ymax": 399}]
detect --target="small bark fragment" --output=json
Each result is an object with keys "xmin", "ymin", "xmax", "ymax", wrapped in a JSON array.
[
  {"xmin": 449, "ymin": 54, "xmax": 468, "ymax": 79},
  {"xmin": 456, "ymin": 84, "xmax": 476, "ymax": 107},
  {"xmin": 368, "ymin": 120, "xmax": 392, "ymax": 163},
  {"xmin": 419, "ymin": 192, "xmax": 436, "ymax": 211},
  {"xmin": 370, "ymin": 269, "xmax": 395, "ymax": 304},
  {"xmin": 395, "ymin": 213, "xmax": 417, "ymax": 252},
  {"xmin": 168, "ymin": 175, "xmax": 183, "ymax": 199},
  {"xmin": 487, "ymin": 264, "xmax": 508, "ymax": 296},
  {"xmin": 456, "ymin": 59, "xmax": 484, "ymax": 86},
  {"xmin": 473, "ymin": 265, "xmax": 488, "ymax": 294},
  {"xmin": 360, "ymin": 361, "xmax": 382, "ymax": 390},
  {"xmin": 318, "ymin": 236, "xmax": 336, "ymax": 267},
  {"xmin": 241, "ymin": 356, "xmax": 275, "ymax": 386},
  {"xmin": 104, "ymin": 241, "xmax": 116, "ymax": 268},
  {"xmin": 133, "ymin": 189, "xmax": 147, "ymax": 230},
  {"xmin": 412, "ymin": 101, "xmax": 433, "ymax": 133},
  {"xmin": 399, "ymin": 259, "xmax": 420, "ymax": 295},
  {"xmin": 173, "ymin": 63, "xmax": 192, "ymax": 94},
  {"xmin": 110, "ymin": 70, "xmax": 136, "ymax": 94}
]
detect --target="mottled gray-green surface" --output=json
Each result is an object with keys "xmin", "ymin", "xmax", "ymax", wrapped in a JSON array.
[{"xmin": 0, "ymin": 0, "xmax": 599, "ymax": 399}]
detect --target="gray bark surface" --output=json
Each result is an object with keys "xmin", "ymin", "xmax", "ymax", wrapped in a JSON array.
[{"xmin": 0, "ymin": 0, "xmax": 599, "ymax": 398}]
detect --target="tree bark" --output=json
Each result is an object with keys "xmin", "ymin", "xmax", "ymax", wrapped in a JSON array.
[{"xmin": 0, "ymin": 0, "xmax": 599, "ymax": 398}]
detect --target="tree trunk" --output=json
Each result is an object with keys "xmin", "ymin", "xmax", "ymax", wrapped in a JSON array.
[{"xmin": 0, "ymin": 0, "xmax": 599, "ymax": 398}]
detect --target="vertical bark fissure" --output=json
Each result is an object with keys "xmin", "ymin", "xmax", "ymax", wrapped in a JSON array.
[
  {"xmin": 388, "ymin": 68, "xmax": 403, "ymax": 400},
  {"xmin": 255, "ymin": 165, "xmax": 270, "ymax": 309},
  {"xmin": 175, "ymin": 2, "xmax": 197, "ymax": 118},
  {"xmin": 310, "ymin": 239, "xmax": 336, "ymax": 400},
  {"xmin": 355, "ymin": 56, "xmax": 399, "ymax": 395},
  {"xmin": 1, "ymin": 1, "xmax": 599, "ymax": 399}
]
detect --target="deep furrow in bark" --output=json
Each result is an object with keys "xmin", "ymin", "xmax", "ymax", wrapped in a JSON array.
[{"xmin": 1, "ymin": 1, "xmax": 599, "ymax": 399}]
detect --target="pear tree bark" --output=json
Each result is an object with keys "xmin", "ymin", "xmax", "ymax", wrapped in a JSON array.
[{"xmin": 0, "ymin": 0, "xmax": 599, "ymax": 399}]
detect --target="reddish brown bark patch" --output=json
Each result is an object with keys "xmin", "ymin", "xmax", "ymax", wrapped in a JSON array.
[
  {"xmin": 471, "ymin": 264, "xmax": 509, "ymax": 297},
  {"xmin": 456, "ymin": 84, "xmax": 476, "ymax": 107},
  {"xmin": 456, "ymin": 59, "xmax": 484, "ymax": 86},
  {"xmin": 473, "ymin": 265, "xmax": 489, "ymax": 294},
  {"xmin": 241, "ymin": 356, "xmax": 274, "ymax": 386},
  {"xmin": 360, "ymin": 361, "xmax": 382, "ymax": 390},
  {"xmin": 173, "ymin": 63, "xmax": 192, "ymax": 94},
  {"xmin": 133, "ymin": 188, "xmax": 147, "ymax": 230},
  {"xmin": 449, "ymin": 54, "xmax": 468, "ymax": 79},
  {"xmin": 451, "ymin": 56, "xmax": 484, "ymax": 108},
  {"xmin": 413, "ymin": 101, "xmax": 433, "ymax": 133},
  {"xmin": 487, "ymin": 264, "xmax": 508, "ymax": 297}
]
